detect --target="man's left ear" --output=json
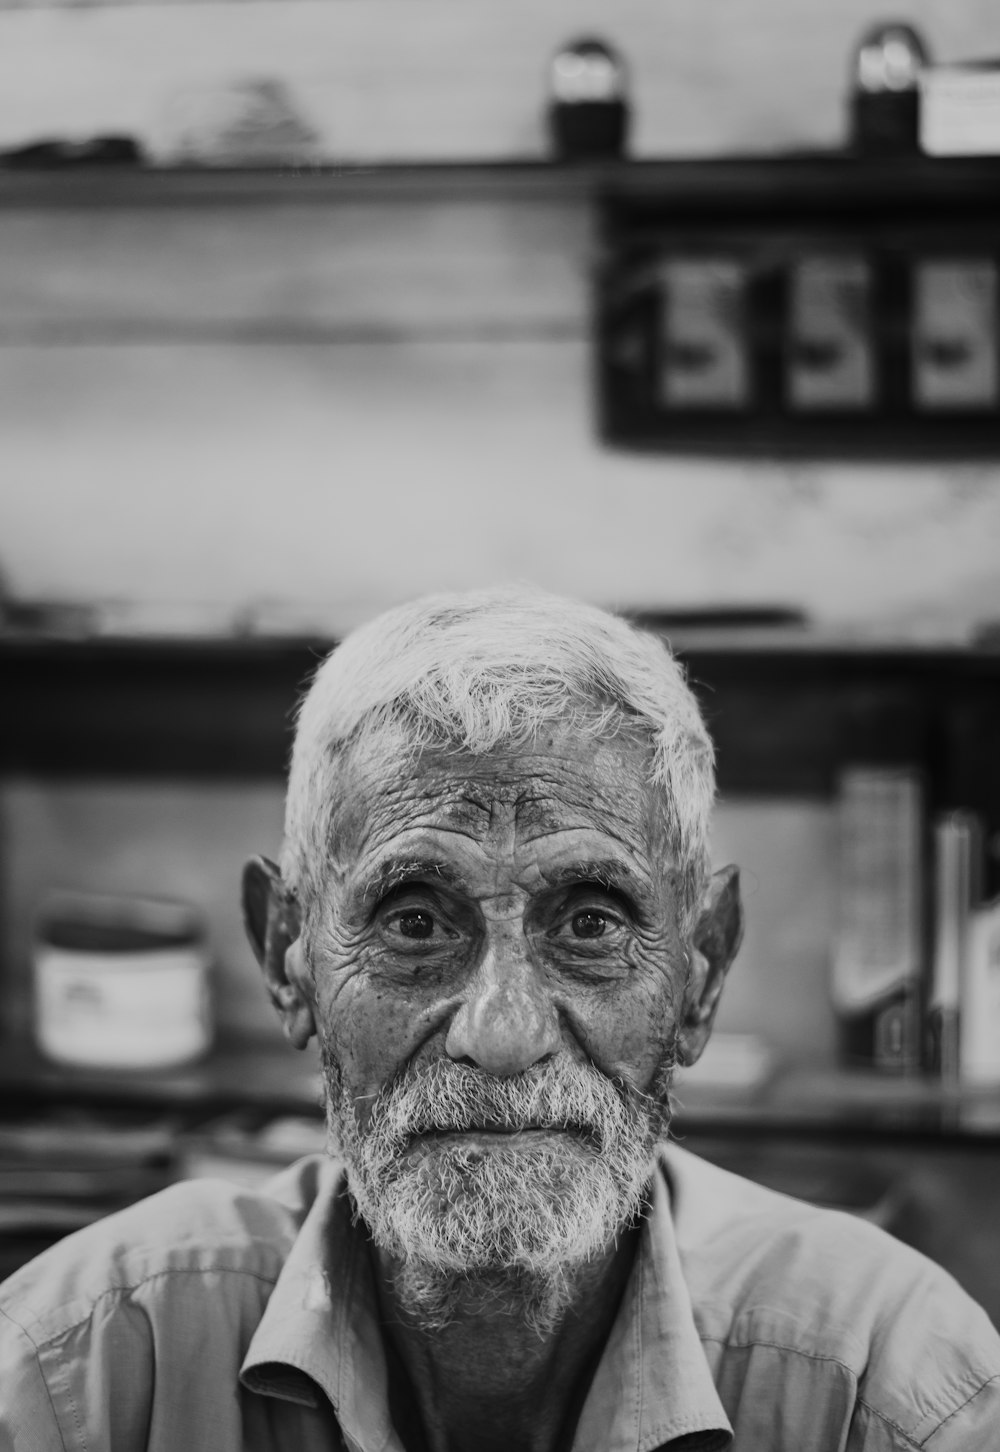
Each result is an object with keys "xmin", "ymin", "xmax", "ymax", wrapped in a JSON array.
[
  {"xmin": 676, "ymin": 864, "xmax": 744, "ymax": 1068},
  {"xmin": 241, "ymin": 855, "xmax": 316, "ymax": 1050}
]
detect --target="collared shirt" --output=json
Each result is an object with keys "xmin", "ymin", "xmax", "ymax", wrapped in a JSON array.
[{"xmin": 0, "ymin": 1146, "xmax": 997, "ymax": 1451}]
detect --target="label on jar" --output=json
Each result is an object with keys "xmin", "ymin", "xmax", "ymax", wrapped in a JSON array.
[{"xmin": 34, "ymin": 946, "xmax": 211, "ymax": 1070}]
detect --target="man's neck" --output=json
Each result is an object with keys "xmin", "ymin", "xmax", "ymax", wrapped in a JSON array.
[{"xmin": 371, "ymin": 1232, "xmax": 640, "ymax": 1452}]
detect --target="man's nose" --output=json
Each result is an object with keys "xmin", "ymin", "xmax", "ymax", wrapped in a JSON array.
[{"xmin": 444, "ymin": 928, "xmax": 561, "ymax": 1076}]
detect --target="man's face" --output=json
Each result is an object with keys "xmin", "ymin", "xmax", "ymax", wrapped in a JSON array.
[{"xmin": 303, "ymin": 723, "xmax": 692, "ymax": 1316}]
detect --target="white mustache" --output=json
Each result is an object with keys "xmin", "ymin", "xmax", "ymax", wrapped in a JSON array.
[{"xmin": 359, "ymin": 1057, "xmax": 643, "ymax": 1157}]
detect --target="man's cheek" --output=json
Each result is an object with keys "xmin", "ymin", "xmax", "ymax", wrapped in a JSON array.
[
  {"xmin": 323, "ymin": 990, "xmax": 438, "ymax": 1133},
  {"xmin": 570, "ymin": 947, "xmax": 679, "ymax": 1091}
]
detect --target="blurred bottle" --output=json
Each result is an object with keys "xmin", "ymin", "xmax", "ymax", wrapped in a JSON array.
[
  {"xmin": 849, "ymin": 22, "xmax": 930, "ymax": 155},
  {"xmin": 830, "ymin": 697, "xmax": 926, "ymax": 1074},
  {"xmin": 548, "ymin": 38, "xmax": 629, "ymax": 161}
]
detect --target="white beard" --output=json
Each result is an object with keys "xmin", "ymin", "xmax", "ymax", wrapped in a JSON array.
[{"xmin": 322, "ymin": 1051, "xmax": 673, "ymax": 1333}]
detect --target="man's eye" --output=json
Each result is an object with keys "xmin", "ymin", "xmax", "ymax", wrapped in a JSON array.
[
  {"xmin": 396, "ymin": 910, "xmax": 435, "ymax": 940},
  {"xmin": 571, "ymin": 910, "xmax": 609, "ymax": 939}
]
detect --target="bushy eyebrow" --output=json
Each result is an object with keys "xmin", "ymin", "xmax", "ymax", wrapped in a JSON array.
[
  {"xmin": 544, "ymin": 858, "xmax": 646, "ymax": 900},
  {"xmin": 358, "ymin": 855, "xmax": 467, "ymax": 907},
  {"xmin": 353, "ymin": 853, "xmax": 647, "ymax": 914}
]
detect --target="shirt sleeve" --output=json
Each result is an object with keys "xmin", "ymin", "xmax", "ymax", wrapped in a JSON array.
[
  {"xmin": 0, "ymin": 1311, "xmax": 68, "ymax": 1452},
  {"xmin": 923, "ymin": 1374, "xmax": 1000, "ymax": 1450},
  {"xmin": 850, "ymin": 1253, "xmax": 1000, "ymax": 1452}
]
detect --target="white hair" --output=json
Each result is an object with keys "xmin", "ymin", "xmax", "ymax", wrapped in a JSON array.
[{"xmin": 281, "ymin": 586, "xmax": 715, "ymax": 930}]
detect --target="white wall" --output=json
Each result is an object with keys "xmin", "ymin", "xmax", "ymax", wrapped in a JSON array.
[
  {"xmin": 0, "ymin": 0, "xmax": 997, "ymax": 162},
  {"xmin": 5, "ymin": 335, "xmax": 1000, "ymax": 636},
  {"xmin": 0, "ymin": 0, "xmax": 999, "ymax": 638}
]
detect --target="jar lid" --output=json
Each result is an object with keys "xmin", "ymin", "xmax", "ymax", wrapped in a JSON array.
[{"xmin": 36, "ymin": 891, "xmax": 203, "ymax": 954}]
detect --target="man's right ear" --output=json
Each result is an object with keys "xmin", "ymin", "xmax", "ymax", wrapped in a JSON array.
[{"xmin": 241, "ymin": 856, "xmax": 316, "ymax": 1050}]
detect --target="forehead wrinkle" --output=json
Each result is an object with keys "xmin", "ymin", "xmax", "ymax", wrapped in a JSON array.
[
  {"xmin": 439, "ymin": 793, "xmax": 499, "ymax": 833},
  {"xmin": 330, "ymin": 737, "xmax": 662, "ymax": 891},
  {"xmin": 513, "ymin": 765, "xmax": 649, "ymax": 830},
  {"xmin": 514, "ymin": 799, "xmax": 655, "ymax": 855},
  {"xmin": 330, "ymin": 776, "xmax": 491, "ymax": 875}
]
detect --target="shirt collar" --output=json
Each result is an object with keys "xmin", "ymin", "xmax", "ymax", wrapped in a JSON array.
[
  {"xmin": 573, "ymin": 1154, "xmax": 731, "ymax": 1452},
  {"xmin": 241, "ymin": 1152, "xmax": 732, "ymax": 1452},
  {"xmin": 241, "ymin": 1158, "xmax": 399, "ymax": 1452}
]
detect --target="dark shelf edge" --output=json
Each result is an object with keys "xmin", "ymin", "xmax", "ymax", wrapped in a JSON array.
[
  {"xmin": 3, "ymin": 632, "xmax": 999, "ymax": 669},
  {"xmin": 3, "ymin": 634, "xmax": 999, "ymax": 792},
  {"xmin": 4, "ymin": 153, "xmax": 1000, "ymax": 210},
  {"xmin": 0, "ymin": 159, "xmax": 605, "ymax": 209},
  {"xmin": 1, "ymin": 1041, "xmax": 997, "ymax": 1148}
]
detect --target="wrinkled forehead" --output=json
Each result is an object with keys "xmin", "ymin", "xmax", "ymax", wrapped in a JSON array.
[{"xmin": 323, "ymin": 721, "xmax": 665, "ymax": 872}]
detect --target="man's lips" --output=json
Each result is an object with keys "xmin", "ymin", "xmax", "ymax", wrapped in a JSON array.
[{"xmin": 410, "ymin": 1121, "xmax": 593, "ymax": 1143}]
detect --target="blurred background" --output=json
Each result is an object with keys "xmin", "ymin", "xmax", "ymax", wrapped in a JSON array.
[{"xmin": 1, "ymin": 0, "xmax": 999, "ymax": 1320}]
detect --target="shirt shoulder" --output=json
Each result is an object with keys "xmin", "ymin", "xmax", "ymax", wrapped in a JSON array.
[
  {"xmin": 0, "ymin": 1155, "xmax": 339, "ymax": 1451},
  {"xmin": 661, "ymin": 1144, "xmax": 1000, "ymax": 1449},
  {"xmin": 1, "ymin": 1155, "xmax": 331, "ymax": 1345}
]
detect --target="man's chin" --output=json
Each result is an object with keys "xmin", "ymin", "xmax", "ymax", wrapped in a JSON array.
[{"xmin": 351, "ymin": 1133, "xmax": 649, "ymax": 1335}]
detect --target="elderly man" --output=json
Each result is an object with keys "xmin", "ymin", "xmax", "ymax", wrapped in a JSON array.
[{"xmin": 2, "ymin": 588, "xmax": 998, "ymax": 1452}]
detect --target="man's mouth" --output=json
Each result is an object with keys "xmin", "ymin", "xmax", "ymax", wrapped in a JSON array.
[{"xmin": 412, "ymin": 1121, "xmax": 596, "ymax": 1147}]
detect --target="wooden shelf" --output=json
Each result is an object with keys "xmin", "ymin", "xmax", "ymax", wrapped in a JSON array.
[
  {"xmin": 2, "ymin": 1037, "xmax": 999, "ymax": 1149},
  {"xmin": 677, "ymin": 1065, "xmax": 1000, "ymax": 1149},
  {"xmin": 3, "ymin": 154, "xmax": 1000, "ymax": 214},
  {"xmin": 0, "ymin": 160, "xmax": 601, "ymax": 210},
  {"xmin": 0, "ymin": 1038, "xmax": 323, "ymax": 1122},
  {"xmin": 2, "ymin": 633, "xmax": 999, "ymax": 809}
]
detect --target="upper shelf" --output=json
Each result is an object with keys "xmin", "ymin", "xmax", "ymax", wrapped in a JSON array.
[
  {"xmin": 1, "ymin": 1035, "xmax": 997, "ymax": 1149},
  {"xmin": 3, "ymin": 154, "xmax": 1000, "ymax": 213},
  {"xmin": 2, "ymin": 633, "xmax": 1000, "ymax": 801}
]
